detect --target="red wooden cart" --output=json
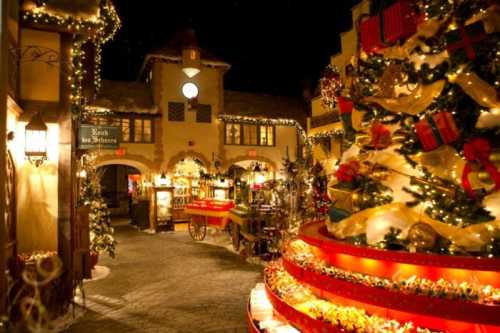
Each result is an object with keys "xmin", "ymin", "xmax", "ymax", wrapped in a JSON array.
[{"xmin": 184, "ymin": 199, "xmax": 238, "ymax": 248}]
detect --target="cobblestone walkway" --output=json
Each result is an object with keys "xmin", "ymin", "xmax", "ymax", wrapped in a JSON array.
[{"xmin": 66, "ymin": 225, "xmax": 262, "ymax": 333}]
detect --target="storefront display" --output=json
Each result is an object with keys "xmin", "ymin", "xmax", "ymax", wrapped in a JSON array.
[{"xmin": 151, "ymin": 186, "xmax": 174, "ymax": 232}]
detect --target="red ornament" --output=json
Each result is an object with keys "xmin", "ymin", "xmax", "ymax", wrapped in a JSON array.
[
  {"xmin": 335, "ymin": 161, "xmax": 360, "ymax": 183},
  {"xmin": 414, "ymin": 112, "xmax": 460, "ymax": 151}
]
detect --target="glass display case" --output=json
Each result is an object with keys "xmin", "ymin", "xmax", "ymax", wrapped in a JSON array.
[{"xmin": 152, "ymin": 186, "xmax": 174, "ymax": 232}]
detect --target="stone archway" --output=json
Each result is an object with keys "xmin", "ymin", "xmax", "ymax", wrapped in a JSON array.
[
  {"xmin": 95, "ymin": 153, "xmax": 155, "ymax": 176},
  {"xmin": 166, "ymin": 151, "xmax": 211, "ymax": 172},
  {"xmin": 223, "ymin": 155, "xmax": 277, "ymax": 172}
]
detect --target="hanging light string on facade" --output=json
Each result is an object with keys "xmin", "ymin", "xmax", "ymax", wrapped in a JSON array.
[
  {"xmin": 218, "ymin": 114, "xmax": 312, "ymax": 153},
  {"xmin": 22, "ymin": 0, "xmax": 121, "ymax": 118}
]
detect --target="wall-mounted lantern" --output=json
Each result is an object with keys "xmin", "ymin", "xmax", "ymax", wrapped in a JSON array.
[
  {"xmin": 157, "ymin": 172, "xmax": 170, "ymax": 187},
  {"xmin": 25, "ymin": 112, "xmax": 47, "ymax": 167}
]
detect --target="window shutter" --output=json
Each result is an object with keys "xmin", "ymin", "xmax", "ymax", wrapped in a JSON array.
[
  {"xmin": 196, "ymin": 104, "xmax": 212, "ymax": 123},
  {"xmin": 168, "ymin": 102, "xmax": 185, "ymax": 121}
]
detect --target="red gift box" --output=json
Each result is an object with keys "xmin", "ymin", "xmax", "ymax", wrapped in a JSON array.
[
  {"xmin": 360, "ymin": 15, "xmax": 383, "ymax": 52},
  {"xmin": 433, "ymin": 111, "xmax": 460, "ymax": 144},
  {"xmin": 370, "ymin": 122, "xmax": 392, "ymax": 149},
  {"xmin": 415, "ymin": 112, "xmax": 460, "ymax": 151},
  {"xmin": 383, "ymin": 0, "xmax": 418, "ymax": 43}
]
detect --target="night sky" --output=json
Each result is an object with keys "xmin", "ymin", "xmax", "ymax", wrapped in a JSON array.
[{"xmin": 102, "ymin": 0, "xmax": 361, "ymax": 99}]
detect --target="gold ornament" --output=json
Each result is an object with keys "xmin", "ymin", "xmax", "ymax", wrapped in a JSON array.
[{"xmin": 407, "ymin": 222, "xmax": 438, "ymax": 252}]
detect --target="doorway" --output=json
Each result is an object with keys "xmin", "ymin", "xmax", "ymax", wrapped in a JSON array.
[{"xmin": 98, "ymin": 164, "xmax": 149, "ymax": 229}]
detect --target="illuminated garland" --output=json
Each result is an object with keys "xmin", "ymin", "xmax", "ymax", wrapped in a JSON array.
[
  {"xmin": 22, "ymin": 0, "xmax": 120, "ymax": 41},
  {"xmin": 265, "ymin": 261, "xmax": 439, "ymax": 333},
  {"xmin": 285, "ymin": 240, "xmax": 500, "ymax": 305},
  {"xmin": 93, "ymin": 41, "xmax": 103, "ymax": 97},
  {"xmin": 218, "ymin": 114, "xmax": 311, "ymax": 151},
  {"xmin": 308, "ymin": 129, "xmax": 344, "ymax": 144},
  {"xmin": 23, "ymin": 0, "xmax": 121, "ymax": 118},
  {"xmin": 69, "ymin": 38, "xmax": 86, "ymax": 116}
]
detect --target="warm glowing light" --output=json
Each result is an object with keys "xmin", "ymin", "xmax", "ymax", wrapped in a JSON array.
[
  {"xmin": 182, "ymin": 82, "xmax": 199, "ymax": 99},
  {"xmin": 25, "ymin": 112, "xmax": 48, "ymax": 167}
]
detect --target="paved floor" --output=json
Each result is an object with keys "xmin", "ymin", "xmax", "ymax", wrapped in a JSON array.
[{"xmin": 66, "ymin": 224, "xmax": 262, "ymax": 333}]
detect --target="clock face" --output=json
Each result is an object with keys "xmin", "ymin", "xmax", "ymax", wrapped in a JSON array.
[{"xmin": 182, "ymin": 82, "xmax": 199, "ymax": 99}]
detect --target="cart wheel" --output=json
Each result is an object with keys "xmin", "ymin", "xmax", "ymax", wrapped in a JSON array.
[
  {"xmin": 230, "ymin": 223, "xmax": 240, "ymax": 252},
  {"xmin": 188, "ymin": 218, "xmax": 207, "ymax": 241}
]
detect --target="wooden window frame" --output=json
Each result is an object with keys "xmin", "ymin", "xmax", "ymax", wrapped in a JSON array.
[
  {"xmin": 130, "ymin": 115, "xmax": 155, "ymax": 144},
  {"xmin": 224, "ymin": 122, "xmax": 275, "ymax": 147}
]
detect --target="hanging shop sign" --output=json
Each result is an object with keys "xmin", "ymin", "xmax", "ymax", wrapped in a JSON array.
[{"xmin": 78, "ymin": 124, "xmax": 120, "ymax": 149}]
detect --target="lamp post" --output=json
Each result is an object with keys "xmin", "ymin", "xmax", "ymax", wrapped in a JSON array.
[{"xmin": 25, "ymin": 112, "xmax": 48, "ymax": 167}]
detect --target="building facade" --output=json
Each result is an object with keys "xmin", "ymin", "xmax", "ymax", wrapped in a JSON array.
[
  {"xmin": 2, "ymin": 0, "xmax": 120, "ymax": 312},
  {"xmin": 88, "ymin": 38, "xmax": 307, "ymax": 195},
  {"xmin": 308, "ymin": 0, "xmax": 371, "ymax": 170}
]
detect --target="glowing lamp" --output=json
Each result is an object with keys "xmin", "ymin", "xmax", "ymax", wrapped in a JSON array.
[
  {"xmin": 158, "ymin": 172, "xmax": 169, "ymax": 187},
  {"xmin": 182, "ymin": 82, "xmax": 199, "ymax": 99},
  {"xmin": 182, "ymin": 47, "xmax": 201, "ymax": 78},
  {"xmin": 25, "ymin": 112, "xmax": 48, "ymax": 167}
]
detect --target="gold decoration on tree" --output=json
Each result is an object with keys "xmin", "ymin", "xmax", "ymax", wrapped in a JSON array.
[
  {"xmin": 364, "ymin": 80, "xmax": 446, "ymax": 115},
  {"xmin": 378, "ymin": 63, "xmax": 405, "ymax": 98},
  {"xmin": 407, "ymin": 222, "xmax": 438, "ymax": 252}
]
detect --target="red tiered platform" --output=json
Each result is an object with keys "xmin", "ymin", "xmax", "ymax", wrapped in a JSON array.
[{"xmin": 267, "ymin": 221, "xmax": 500, "ymax": 333}]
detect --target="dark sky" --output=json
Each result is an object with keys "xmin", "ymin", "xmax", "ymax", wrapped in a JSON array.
[{"xmin": 102, "ymin": 0, "xmax": 361, "ymax": 98}]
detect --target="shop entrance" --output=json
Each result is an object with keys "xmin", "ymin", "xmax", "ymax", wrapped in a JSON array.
[
  {"xmin": 97, "ymin": 164, "xmax": 149, "ymax": 229},
  {"xmin": 171, "ymin": 157, "xmax": 207, "ymax": 222}
]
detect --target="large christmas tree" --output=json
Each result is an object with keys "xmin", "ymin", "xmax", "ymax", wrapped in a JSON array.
[{"xmin": 323, "ymin": 0, "xmax": 500, "ymax": 256}]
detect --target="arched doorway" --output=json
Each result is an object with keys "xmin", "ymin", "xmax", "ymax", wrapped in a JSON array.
[
  {"xmin": 170, "ymin": 157, "xmax": 208, "ymax": 222},
  {"xmin": 97, "ymin": 164, "xmax": 150, "ymax": 229},
  {"xmin": 227, "ymin": 159, "xmax": 275, "ymax": 203}
]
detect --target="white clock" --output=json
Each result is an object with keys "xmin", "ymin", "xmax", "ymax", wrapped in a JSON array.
[{"xmin": 182, "ymin": 82, "xmax": 199, "ymax": 99}]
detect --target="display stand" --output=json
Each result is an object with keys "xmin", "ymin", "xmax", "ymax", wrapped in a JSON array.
[
  {"xmin": 249, "ymin": 221, "xmax": 500, "ymax": 333},
  {"xmin": 151, "ymin": 186, "xmax": 174, "ymax": 232}
]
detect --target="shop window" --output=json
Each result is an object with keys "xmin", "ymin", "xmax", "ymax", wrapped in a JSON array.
[
  {"xmin": 168, "ymin": 102, "xmax": 185, "ymax": 121},
  {"xmin": 243, "ymin": 124, "xmax": 258, "ymax": 145},
  {"xmin": 121, "ymin": 118, "xmax": 130, "ymax": 142},
  {"xmin": 225, "ymin": 123, "xmax": 241, "ymax": 145},
  {"xmin": 224, "ymin": 123, "xmax": 275, "ymax": 146},
  {"xmin": 196, "ymin": 104, "xmax": 211, "ymax": 123},
  {"xmin": 259, "ymin": 125, "xmax": 275, "ymax": 146},
  {"xmin": 134, "ymin": 118, "xmax": 153, "ymax": 143}
]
